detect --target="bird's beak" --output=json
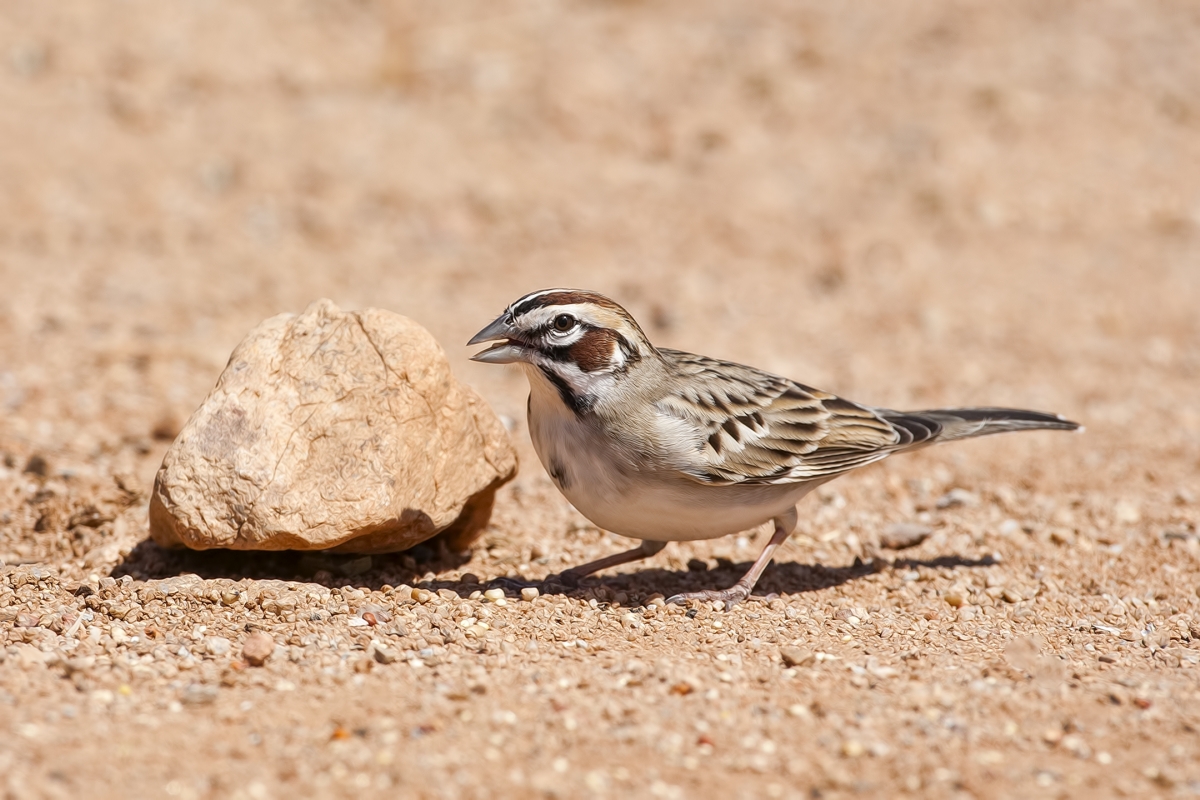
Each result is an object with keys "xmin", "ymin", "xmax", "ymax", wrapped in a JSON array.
[{"xmin": 467, "ymin": 315, "xmax": 528, "ymax": 364}]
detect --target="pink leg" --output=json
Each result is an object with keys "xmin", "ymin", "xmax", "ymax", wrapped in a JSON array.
[
  {"xmin": 667, "ymin": 507, "xmax": 799, "ymax": 610},
  {"xmin": 556, "ymin": 539, "xmax": 667, "ymax": 587}
]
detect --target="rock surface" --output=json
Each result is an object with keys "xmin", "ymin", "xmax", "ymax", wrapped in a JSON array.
[{"xmin": 149, "ymin": 299, "xmax": 516, "ymax": 553}]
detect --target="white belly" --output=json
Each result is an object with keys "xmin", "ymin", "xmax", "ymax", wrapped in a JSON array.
[
  {"xmin": 526, "ymin": 386, "xmax": 814, "ymax": 542},
  {"xmin": 562, "ymin": 471, "xmax": 814, "ymax": 542}
]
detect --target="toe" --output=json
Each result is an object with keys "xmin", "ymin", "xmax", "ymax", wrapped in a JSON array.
[{"xmin": 666, "ymin": 586, "xmax": 751, "ymax": 610}]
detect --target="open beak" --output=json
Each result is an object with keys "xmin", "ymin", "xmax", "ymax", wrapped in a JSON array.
[{"xmin": 467, "ymin": 315, "xmax": 528, "ymax": 364}]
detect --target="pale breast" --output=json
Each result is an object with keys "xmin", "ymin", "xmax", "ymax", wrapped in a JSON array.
[{"xmin": 525, "ymin": 376, "xmax": 815, "ymax": 541}]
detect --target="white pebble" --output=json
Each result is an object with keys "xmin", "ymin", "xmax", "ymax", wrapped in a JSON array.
[{"xmin": 205, "ymin": 636, "xmax": 232, "ymax": 657}]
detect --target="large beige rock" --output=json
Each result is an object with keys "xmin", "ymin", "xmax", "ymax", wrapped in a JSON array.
[{"xmin": 149, "ymin": 299, "xmax": 517, "ymax": 554}]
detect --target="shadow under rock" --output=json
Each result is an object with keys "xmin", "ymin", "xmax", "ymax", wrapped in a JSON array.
[
  {"xmin": 110, "ymin": 536, "xmax": 471, "ymax": 590},
  {"xmin": 418, "ymin": 553, "xmax": 998, "ymax": 605}
]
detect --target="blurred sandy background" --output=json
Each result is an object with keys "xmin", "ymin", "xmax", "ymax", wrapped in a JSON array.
[{"xmin": 1, "ymin": 2, "xmax": 1199, "ymax": 798}]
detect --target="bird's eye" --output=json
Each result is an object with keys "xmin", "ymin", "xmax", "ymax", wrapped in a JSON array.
[{"xmin": 552, "ymin": 314, "xmax": 577, "ymax": 332}]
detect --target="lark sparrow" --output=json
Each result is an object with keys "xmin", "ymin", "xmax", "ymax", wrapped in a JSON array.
[{"xmin": 469, "ymin": 288, "xmax": 1080, "ymax": 608}]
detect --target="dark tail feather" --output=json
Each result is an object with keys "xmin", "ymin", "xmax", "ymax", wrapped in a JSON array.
[{"xmin": 884, "ymin": 407, "xmax": 1082, "ymax": 446}]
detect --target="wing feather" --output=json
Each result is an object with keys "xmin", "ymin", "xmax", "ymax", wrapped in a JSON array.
[{"xmin": 656, "ymin": 349, "xmax": 936, "ymax": 486}]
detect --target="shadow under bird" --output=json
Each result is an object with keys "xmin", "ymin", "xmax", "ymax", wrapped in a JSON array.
[{"xmin": 469, "ymin": 288, "xmax": 1081, "ymax": 608}]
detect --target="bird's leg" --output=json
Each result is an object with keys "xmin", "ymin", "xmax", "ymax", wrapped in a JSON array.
[
  {"xmin": 553, "ymin": 539, "xmax": 668, "ymax": 588},
  {"xmin": 667, "ymin": 506, "xmax": 799, "ymax": 611}
]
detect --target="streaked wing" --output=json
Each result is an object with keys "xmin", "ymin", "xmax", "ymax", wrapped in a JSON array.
[{"xmin": 655, "ymin": 349, "xmax": 939, "ymax": 485}]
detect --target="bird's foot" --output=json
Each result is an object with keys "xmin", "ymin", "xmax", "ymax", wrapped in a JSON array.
[
  {"xmin": 667, "ymin": 583, "xmax": 753, "ymax": 612},
  {"xmin": 542, "ymin": 570, "xmax": 582, "ymax": 592}
]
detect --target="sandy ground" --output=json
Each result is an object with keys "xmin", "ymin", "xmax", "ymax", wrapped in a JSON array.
[{"xmin": 2, "ymin": 1, "xmax": 1200, "ymax": 797}]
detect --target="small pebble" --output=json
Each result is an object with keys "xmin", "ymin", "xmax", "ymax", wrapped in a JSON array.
[
  {"xmin": 205, "ymin": 636, "xmax": 232, "ymax": 657},
  {"xmin": 880, "ymin": 523, "xmax": 933, "ymax": 550},
  {"xmin": 180, "ymin": 684, "xmax": 218, "ymax": 706},
  {"xmin": 1114, "ymin": 500, "xmax": 1141, "ymax": 524},
  {"xmin": 779, "ymin": 647, "xmax": 815, "ymax": 668},
  {"xmin": 521, "ymin": 587, "xmax": 540, "ymax": 601},
  {"xmin": 936, "ymin": 488, "xmax": 978, "ymax": 509},
  {"xmin": 1050, "ymin": 528, "xmax": 1076, "ymax": 546},
  {"xmin": 483, "ymin": 588, "xmax": 505, "ymax": 602},
  {"xmin": 242, "ymin": 632, "xmax": 276, "ymax": 667},
  {"xmin": 23, "ymin": 454, "xmax": 48, "ymax": 477},
  {"xmin": 373, "ymin": 644, "xmax": 399, "ymax": 665}
]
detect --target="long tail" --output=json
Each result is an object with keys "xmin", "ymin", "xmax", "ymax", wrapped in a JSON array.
[{"xmin": 881, "ymin": 406, "xmax": 1082, "ymax": 447}]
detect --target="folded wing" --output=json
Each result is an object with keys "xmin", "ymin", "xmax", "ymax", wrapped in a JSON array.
[{"xmin": 655, "ymin": 350, "xmax": 924, "ymax": 485}]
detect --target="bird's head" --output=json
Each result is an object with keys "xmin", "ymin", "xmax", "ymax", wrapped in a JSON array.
[{"xmin": 468, "ymin": 288, "xmax": 652, "ymax": 372}]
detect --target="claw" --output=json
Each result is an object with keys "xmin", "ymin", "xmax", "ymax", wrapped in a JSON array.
[{"xmin": 666, "ymin": 584, "xmax": 752, "ymax": 611}]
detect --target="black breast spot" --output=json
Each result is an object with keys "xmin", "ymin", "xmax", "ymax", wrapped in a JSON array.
[{"xmin": 548, "ymin": 456, "xmax": 572, "ymax": 490}]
